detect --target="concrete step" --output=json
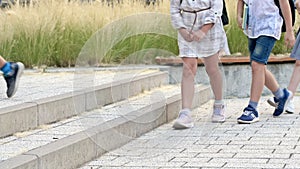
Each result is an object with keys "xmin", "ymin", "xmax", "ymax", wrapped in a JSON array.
[
  {"xmin": 0, "ymin": 69, "xmax": 168, "ymax": 138},
  {"xmin": 0, "ymin": 83, "xmax": 211, "ymax": 169}
]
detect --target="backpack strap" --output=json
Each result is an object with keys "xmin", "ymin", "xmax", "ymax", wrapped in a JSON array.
[
  {"xmin": 274, "ymin": 0, "xmax": 296, "ymax": 32},
  {"xmin": 179, "ymin": 0, "xmax": 229, "ymax": 25}
]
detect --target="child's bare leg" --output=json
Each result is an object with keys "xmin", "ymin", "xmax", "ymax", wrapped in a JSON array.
[
  {"xmin": 249, "ymin": 61, "xmax": 265, "ymax": 103},
  {"xmin": 181, "ymin": 57, "xmax": 198, "ymax": 109},
  {"xmin": 0, "ymin": 56, "xmax": 7, "ymax": 68},
  {"xmin": 173, "ymin": 57, "xmax": 197, "ymax": 129},
  {"xmin": 265, "ymin": 68, "xmax": 280, "ymax": 93},
  {"xmin": 288, "ymin": 60, "xmax": 300, "ymax": 94},
  {"xmin": 203, "ymin": 52, "xmax": 226, "ymax": 122},
  {"xmin": 202, "ymin": 53, "xmax": 223, "ymax": 100}
]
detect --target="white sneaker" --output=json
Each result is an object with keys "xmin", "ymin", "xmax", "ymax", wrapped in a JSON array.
[
  {"xmin": 212, "ymin": 103, "xmax": 226, "ymax": 123},
  {"xmin": 286, "ymin": 98, "xmax": 295, "ymax": 114},
  {"xmin": 173, "ymin": 109, "xmax": 194, "ymax": 129},
  {"xmin": 267, "ymin": 97, "xmax": 294, "ymax": 114}
]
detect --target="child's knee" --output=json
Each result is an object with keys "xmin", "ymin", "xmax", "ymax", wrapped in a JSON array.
[
  {"xmin": 251, "ymin": 61, "xmax": 265, "ymax": 72},
  {"xmin": 206, "ymin": 66, "xmax": 220, "ymax": 77}
]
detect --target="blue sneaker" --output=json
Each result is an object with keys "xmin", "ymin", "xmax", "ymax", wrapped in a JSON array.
[
  {"xmin": 268, "ymin": 96, "xmax": 294, "ymax": 114},
  {"xmin": 4, "ymin": 62, "xmax": 24, "ymax": 98},
  {"xmin": 273, "ymin": 88, "xmax": 292, "ymax": 117},
  {"xmin": 237, "ymin": 105, "xmax": 259, "ymax": 124}
]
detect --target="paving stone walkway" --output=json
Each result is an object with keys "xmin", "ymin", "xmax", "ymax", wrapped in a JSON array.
[{"xmin": 80, "ymin": 96, "xmax": 300, "ymax": 169}]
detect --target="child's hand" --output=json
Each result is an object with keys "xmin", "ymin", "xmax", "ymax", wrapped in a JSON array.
[
  {"xmin": 191, "ymin": 24, "xmax": 212, "ymax": 41},
  {"xmin": 237, "ymin": 16, "xmax": 243, "ymax": 29},
  {"xmin": 192, "ymin": 29, "xmax": 206, "ymax": 42},
  {"xmin": 296, "ymin": 1, "xmax": 300, "ymax": 14},
  {"xmin": 178, "ymin": 28, "xmax": 193, "ymax": 42},
  {"xmin": 284, "ymin": 31, "xmax": 295, "ymax": 48}
]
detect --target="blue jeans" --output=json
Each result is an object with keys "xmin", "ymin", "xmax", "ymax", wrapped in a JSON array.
[{"xmin": 248, "ymin": 36, "xmax": 277, "ymax": 65}]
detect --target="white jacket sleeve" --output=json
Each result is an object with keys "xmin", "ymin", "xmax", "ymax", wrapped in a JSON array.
[
  {"xmin": 170, "ymin": 0, "xmax": 186, "ymax": 29},
  {"xmin": 204, "ymin": 0, "xmax": 223, "ymax": 24}
]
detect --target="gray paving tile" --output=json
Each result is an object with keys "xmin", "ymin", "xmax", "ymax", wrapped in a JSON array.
[{"xmin": 79, "ymin": 96, "xmax": 300, "ymax": 169}]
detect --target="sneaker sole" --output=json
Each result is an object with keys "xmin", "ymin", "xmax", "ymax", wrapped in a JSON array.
[
  {"xmin": 172, "ymin": 121, "xmax": 194, "ymax": 129},
  {"xmin": 237, "ymin": 117, "xmax": 259, "ymax": 124},
  {"xmin": 285, "ymin": 110, "xmax": 294, "ymax": 114},
  {"xmin": 267, "ymin": 99, "xmax": 277, "ymax": 107},
  {"xmin": 212, "ymin": 120, "xmax": 226, "ymax": 123},
  {"xmin": 212, "ymin": 117, "xmax": 226, "ymax": 123},
  {"xmin": 8, "ymin": 62, "xmax": 24, "ymax": 98}
]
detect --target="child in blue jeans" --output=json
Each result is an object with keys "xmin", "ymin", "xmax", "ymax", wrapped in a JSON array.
[{"xmin": 236, "ymin": 0, "xmax": 295, "ymax": 124}]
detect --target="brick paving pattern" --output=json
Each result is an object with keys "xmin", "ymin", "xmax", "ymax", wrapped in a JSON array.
[{"xmin": 80, "ymin": 97, "xmax": 300, "ymax": 169}]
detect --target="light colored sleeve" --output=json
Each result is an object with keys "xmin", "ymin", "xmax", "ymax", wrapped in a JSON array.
[
  {"xmin": 170, "ymin": 0, "xmax": 186, "ymax": 29},
  {"xmin": 204, "ymin": 0, "xmax": 223, "ymax": 24}
]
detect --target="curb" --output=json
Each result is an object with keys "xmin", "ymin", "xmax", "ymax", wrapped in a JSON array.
[{"xmin": 155, "ymin": 56, "xmax": 295, "ymax": 65}]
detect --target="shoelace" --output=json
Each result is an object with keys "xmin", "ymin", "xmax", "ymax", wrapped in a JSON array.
[
  {"xmin": 179, "ymin": 112, "xmax": 189, "ymax": 118},
  {"xmin": 4, "ymin": 70, "xmax": 15, "ymax": 77},
  {"xmin": 277, "ymin": 97, "xmax": 286, "ymax": 110},
  {"xmin": 213, "ymin": 105, "xmax": 224, "ymax": 115},
  {"xmin": 243, "ymin": 110, "xmax": 252, "ymax": 116},
  {"xmin": 178, "ymin": 112, "xmax": 192, "ymax": 123}
]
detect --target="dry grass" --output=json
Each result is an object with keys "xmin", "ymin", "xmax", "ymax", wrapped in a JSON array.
[
  {"xmin": 0, "ymin": 0, "xmax": 173, "ymax": 67},
  {"xmin": 0, "ymin": 0, "xmax": 170, "ymax": 37},
  {"xmin": 0, "ymin": 0, "xmax": 297, "ymax": 67}
]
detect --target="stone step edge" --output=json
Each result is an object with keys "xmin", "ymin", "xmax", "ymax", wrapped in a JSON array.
[
  {"xmin": 155, "ymin": 56, "xmax": 295, "ymax": 65},
  {"xmin": 0, "ymin": 85, "xmax": 211, "ymax": 169},
  {"xmin": 0, "ymin": 71, "xmax": 168, "ymax": 138}
]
